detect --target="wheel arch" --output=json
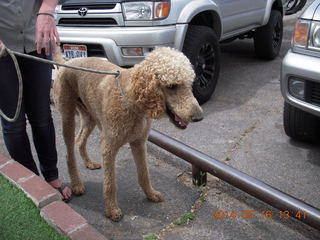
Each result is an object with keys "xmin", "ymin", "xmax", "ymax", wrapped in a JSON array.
[
  {"xmin": 176, "ymin": 0, "xmax": 222, "ymax": 39},
  {"xmin": 273, "ymin": 0, "xmax": 285, "ymax": 15},
  {"xmin": 263, "ymin": 0, "xmax": 284, "ymax": 24},
  {"xmin": 188, "ymin": 10, "xmax": 222, "ymax": 40}
]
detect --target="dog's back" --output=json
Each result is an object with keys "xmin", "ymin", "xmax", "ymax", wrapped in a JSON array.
[{"xmin": 53, "ymin": 52, "xmax": 121, "ymax": 116}]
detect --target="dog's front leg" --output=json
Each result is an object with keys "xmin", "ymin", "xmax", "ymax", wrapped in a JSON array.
[
  {"xmin": 100, "ymin": 137, "xmax": 122, "ymax": 221},
  {"xmin": 130, "ymin": 139, "xmax": 164, "ymax": 202}
]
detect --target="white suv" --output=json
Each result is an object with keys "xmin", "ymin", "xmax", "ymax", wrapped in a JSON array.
[{"xmin": 281, "ymin": 0, "xmax": 320, "ymax": 142}]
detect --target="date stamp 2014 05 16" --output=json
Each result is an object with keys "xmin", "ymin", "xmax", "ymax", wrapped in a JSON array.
[{"xmin": 210, "ymin": 209, "xmax": 307, "ymax": 220}]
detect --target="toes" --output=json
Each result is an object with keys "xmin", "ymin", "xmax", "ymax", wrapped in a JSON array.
[
  {"xmin": 86, "ymin": 161, "xmax": 101, "ymax": 170},
  {"xmin": 147, "ymin": 191, "xmax": 164, "ymax": 202},
  {"xmin": 61, "ymin": 186, "xmax": 72, "ymax": 199},
  {"xmin": 72, "ymin": 184, "xmax": 85, "ymax": 195},
  {"xmin": 106, "ymin": 208, "xmax": 123, "ymax": 222}
]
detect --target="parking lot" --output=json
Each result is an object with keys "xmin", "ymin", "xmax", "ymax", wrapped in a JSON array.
[{"xmin": 1, "ymin": 5, "xmax": 320, "ymax": 240}]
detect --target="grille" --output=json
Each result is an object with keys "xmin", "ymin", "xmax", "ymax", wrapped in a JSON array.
[
  {"xmin": 58, "ymin": 18, "xmax": 117, "ymax": 26},
  {"xmin": 61, "ymin": 4, "xmax": 116, "ymax": 10},
  {"xmin": 309, "ymin": 81, "xmax": 320, "ymax": 106},
  {"xmin": 87, "ymin": 44, "xmax": 106, "ymax": 58},
  {"xmin": 304, "ymin": 81, "xmax": 320, "ymax": 106}
]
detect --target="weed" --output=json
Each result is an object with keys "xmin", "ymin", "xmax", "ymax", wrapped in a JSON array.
[
  {"xmin": 143, "ymin": 233, "xmax": 158, "ymax": 240},
  {"xmin": 173, "ymin": 212, "xmax": 195, "ymax": 226}
]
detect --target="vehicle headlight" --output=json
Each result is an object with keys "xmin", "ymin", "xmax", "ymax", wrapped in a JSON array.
[
  {"xmin": 292, "ymin": 19, "xmax": 320, "ymax": 51},
  {"xmin": 123, "ymin": 2, "xmax": 153, "ymax": 20},
  {"xmin": 309, "ymin": 22, "xmax": 320, "ymax": 49},
  {"xmin": 122, "ymin": 1, "xmax": 170, "ymax": 21}
]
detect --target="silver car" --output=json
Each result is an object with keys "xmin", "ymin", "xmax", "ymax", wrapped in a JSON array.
[{"xmin": 281, "ymin": 0, "xmax": 320, "ymax": 142}]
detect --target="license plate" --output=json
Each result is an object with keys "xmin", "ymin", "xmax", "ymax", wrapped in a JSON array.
[{"xmin": 63, "ymin": 44, "xmax": 87, "ymax": 59}]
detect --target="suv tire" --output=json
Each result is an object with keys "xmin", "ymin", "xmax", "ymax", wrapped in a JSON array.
[
  {"xmin": 254, "ymin": 10, "xmax": 283, "ymax": 60},
  {"xmin": 183, "ymin": 25, "xmax": 220, "ymax": 104},
  {"xmin": 283, "ymin": 102, "xmax": 320, "ymax": 143}
]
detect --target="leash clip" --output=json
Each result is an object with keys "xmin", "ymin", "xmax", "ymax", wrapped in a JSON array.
[{"xmin": 115, "ymin": 70, "xmax": 121, "ymax": 78}]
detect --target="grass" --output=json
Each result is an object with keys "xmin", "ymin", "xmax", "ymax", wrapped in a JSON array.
[
  {"xmin": 0, "ymin": 174, "xmax": 68, "ymax": 240},
  {"xmin": 173, "ymin": 212, "xmax": 195, "ymax": 226},
  {"xmin": 143, "ymin": 233, "xmax": 159, "ymax": 240}
]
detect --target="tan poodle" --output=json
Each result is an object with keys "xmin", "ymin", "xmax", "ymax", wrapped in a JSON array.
[{"xmin": 53, "ymin": 47, "xmax": 203, "ymax": 221}]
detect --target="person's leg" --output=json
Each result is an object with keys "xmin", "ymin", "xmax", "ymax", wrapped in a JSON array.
[
  {"xmin": 0, "ymin": 55, "xmax": 39, "ymax": 175},
  {"xmin": 20, "ymin": 51, "xmax": 58, "ymax": 182},
  {"xmin": 20, "ymin": 50, "xmax": 71, "ymax": 200}
]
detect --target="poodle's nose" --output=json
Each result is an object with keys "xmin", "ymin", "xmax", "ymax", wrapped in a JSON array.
[
  {"xmin": 191, "ymin": 102, "xmax": 203, "ymax": 122},
  {"xmin": 191, "ymin": 114, "xmax": 203, "ymax": 122}
]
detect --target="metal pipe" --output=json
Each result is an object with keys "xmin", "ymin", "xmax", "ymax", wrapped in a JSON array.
[{"xmin": 148, "ymin": 129, "xmax": 320, "ymax": 230}]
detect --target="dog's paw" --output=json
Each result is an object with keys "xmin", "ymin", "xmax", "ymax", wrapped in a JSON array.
[
  {"xmin": 106, "ymin": 208, "xmax": 123, "ymax": 222},
  {"xmin": 147, "ymin": 190, "xmax": 164, "ymax": 202},
  {"xmin": 72, "ymin": 183, "xmax": 85, "ymax": 195},
  {"xmin": 86, "ymin": 161, "xmax": 101, "ymax": 170}
]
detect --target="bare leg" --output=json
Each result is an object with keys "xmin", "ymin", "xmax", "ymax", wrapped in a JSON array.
[{"xmin": 130, "ymin": 139, "xmax": 164, "ymax": 202}]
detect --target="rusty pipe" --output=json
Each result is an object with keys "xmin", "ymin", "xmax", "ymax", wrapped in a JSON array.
[{"xmin": 148, "ymin": 129, "xmax": 320, "ymax": 230}]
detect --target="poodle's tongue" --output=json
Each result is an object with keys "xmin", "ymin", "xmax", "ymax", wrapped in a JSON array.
[{"xmin": 175, "ymin": 115, "xmax": 189, "ymax": 127}]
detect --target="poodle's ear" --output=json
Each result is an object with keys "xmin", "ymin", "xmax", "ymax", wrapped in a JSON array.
[{"xmin": 129, "ymin": 70, "xmax": 165, "ymax": 119}]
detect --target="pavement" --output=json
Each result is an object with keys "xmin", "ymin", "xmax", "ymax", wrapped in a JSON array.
[{"xmin": 1, "ymin": 3, "xmax": 320, "ymax": 240}]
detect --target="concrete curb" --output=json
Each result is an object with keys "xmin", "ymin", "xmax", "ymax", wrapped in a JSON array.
[{"xmin": 0, "ymin": 152, "xmax": 109, "ymax": 240}]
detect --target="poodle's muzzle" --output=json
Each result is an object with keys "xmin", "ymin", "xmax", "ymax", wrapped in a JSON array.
[{"xmin": 166, "ymin": 105, "xmax": 203, "ymax": 129}]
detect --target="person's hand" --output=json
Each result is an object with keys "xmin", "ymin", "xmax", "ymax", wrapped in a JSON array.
[
  {"xmin": 35, "ymin": 14, "xmax": 60, "ymax": 56},
  {"xmin": 0, "ymin": 40, "xmax": 8, "ymax": 57}
]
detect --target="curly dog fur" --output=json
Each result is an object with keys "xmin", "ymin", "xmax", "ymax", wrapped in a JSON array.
[{"xmin": 53, "ymin": 47, "xmax": 203, "ymax": 221}]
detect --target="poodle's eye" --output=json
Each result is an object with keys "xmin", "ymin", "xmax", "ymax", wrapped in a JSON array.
[{"xmin": 166, "ymin": 84, "xmax": 178, "ymax": 90}]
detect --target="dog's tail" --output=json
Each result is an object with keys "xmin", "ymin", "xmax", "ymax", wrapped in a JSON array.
[{"xmin": 53, "ymin": 47, "xmax": 65, "ymax": 65}]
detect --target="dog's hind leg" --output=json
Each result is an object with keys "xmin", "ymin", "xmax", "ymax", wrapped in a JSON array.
[
  {"xmin": 76, "ymin": 103, "xmax": 101, "ymax": 170},
  {"xmin": 130, "ymin": 139, "xmax": 164, "ymax": 202},
  {"xmin": 54, "ymin": 73, "xmax": 85, "ymax": 195},
  {"xmin": 60, "ymin": 101, "xmax": 85, "ymax": 195}
]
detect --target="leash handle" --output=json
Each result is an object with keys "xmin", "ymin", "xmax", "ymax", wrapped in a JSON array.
[{"xmin": 0, "ymin": 45, "xmax": 23, "ymax": 122}]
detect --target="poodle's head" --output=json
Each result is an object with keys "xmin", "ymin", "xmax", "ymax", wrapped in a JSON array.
[{"xmin": 129, "ymin": 47, "xmax": 203, "ymax": 129}]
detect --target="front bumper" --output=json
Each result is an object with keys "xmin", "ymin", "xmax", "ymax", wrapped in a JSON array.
[
  {"xmin": 281, "ymin": 49, "xmax": 320, "ymax": 117},
  {"xmin": 57, "ymin": 25, "xmax": 183, "ymax": 66}
]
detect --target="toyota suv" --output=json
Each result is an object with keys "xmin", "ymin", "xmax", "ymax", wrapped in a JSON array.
[{"xmin": 55, "ymin": 0, "xmax": 286, "ymax": 104}]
